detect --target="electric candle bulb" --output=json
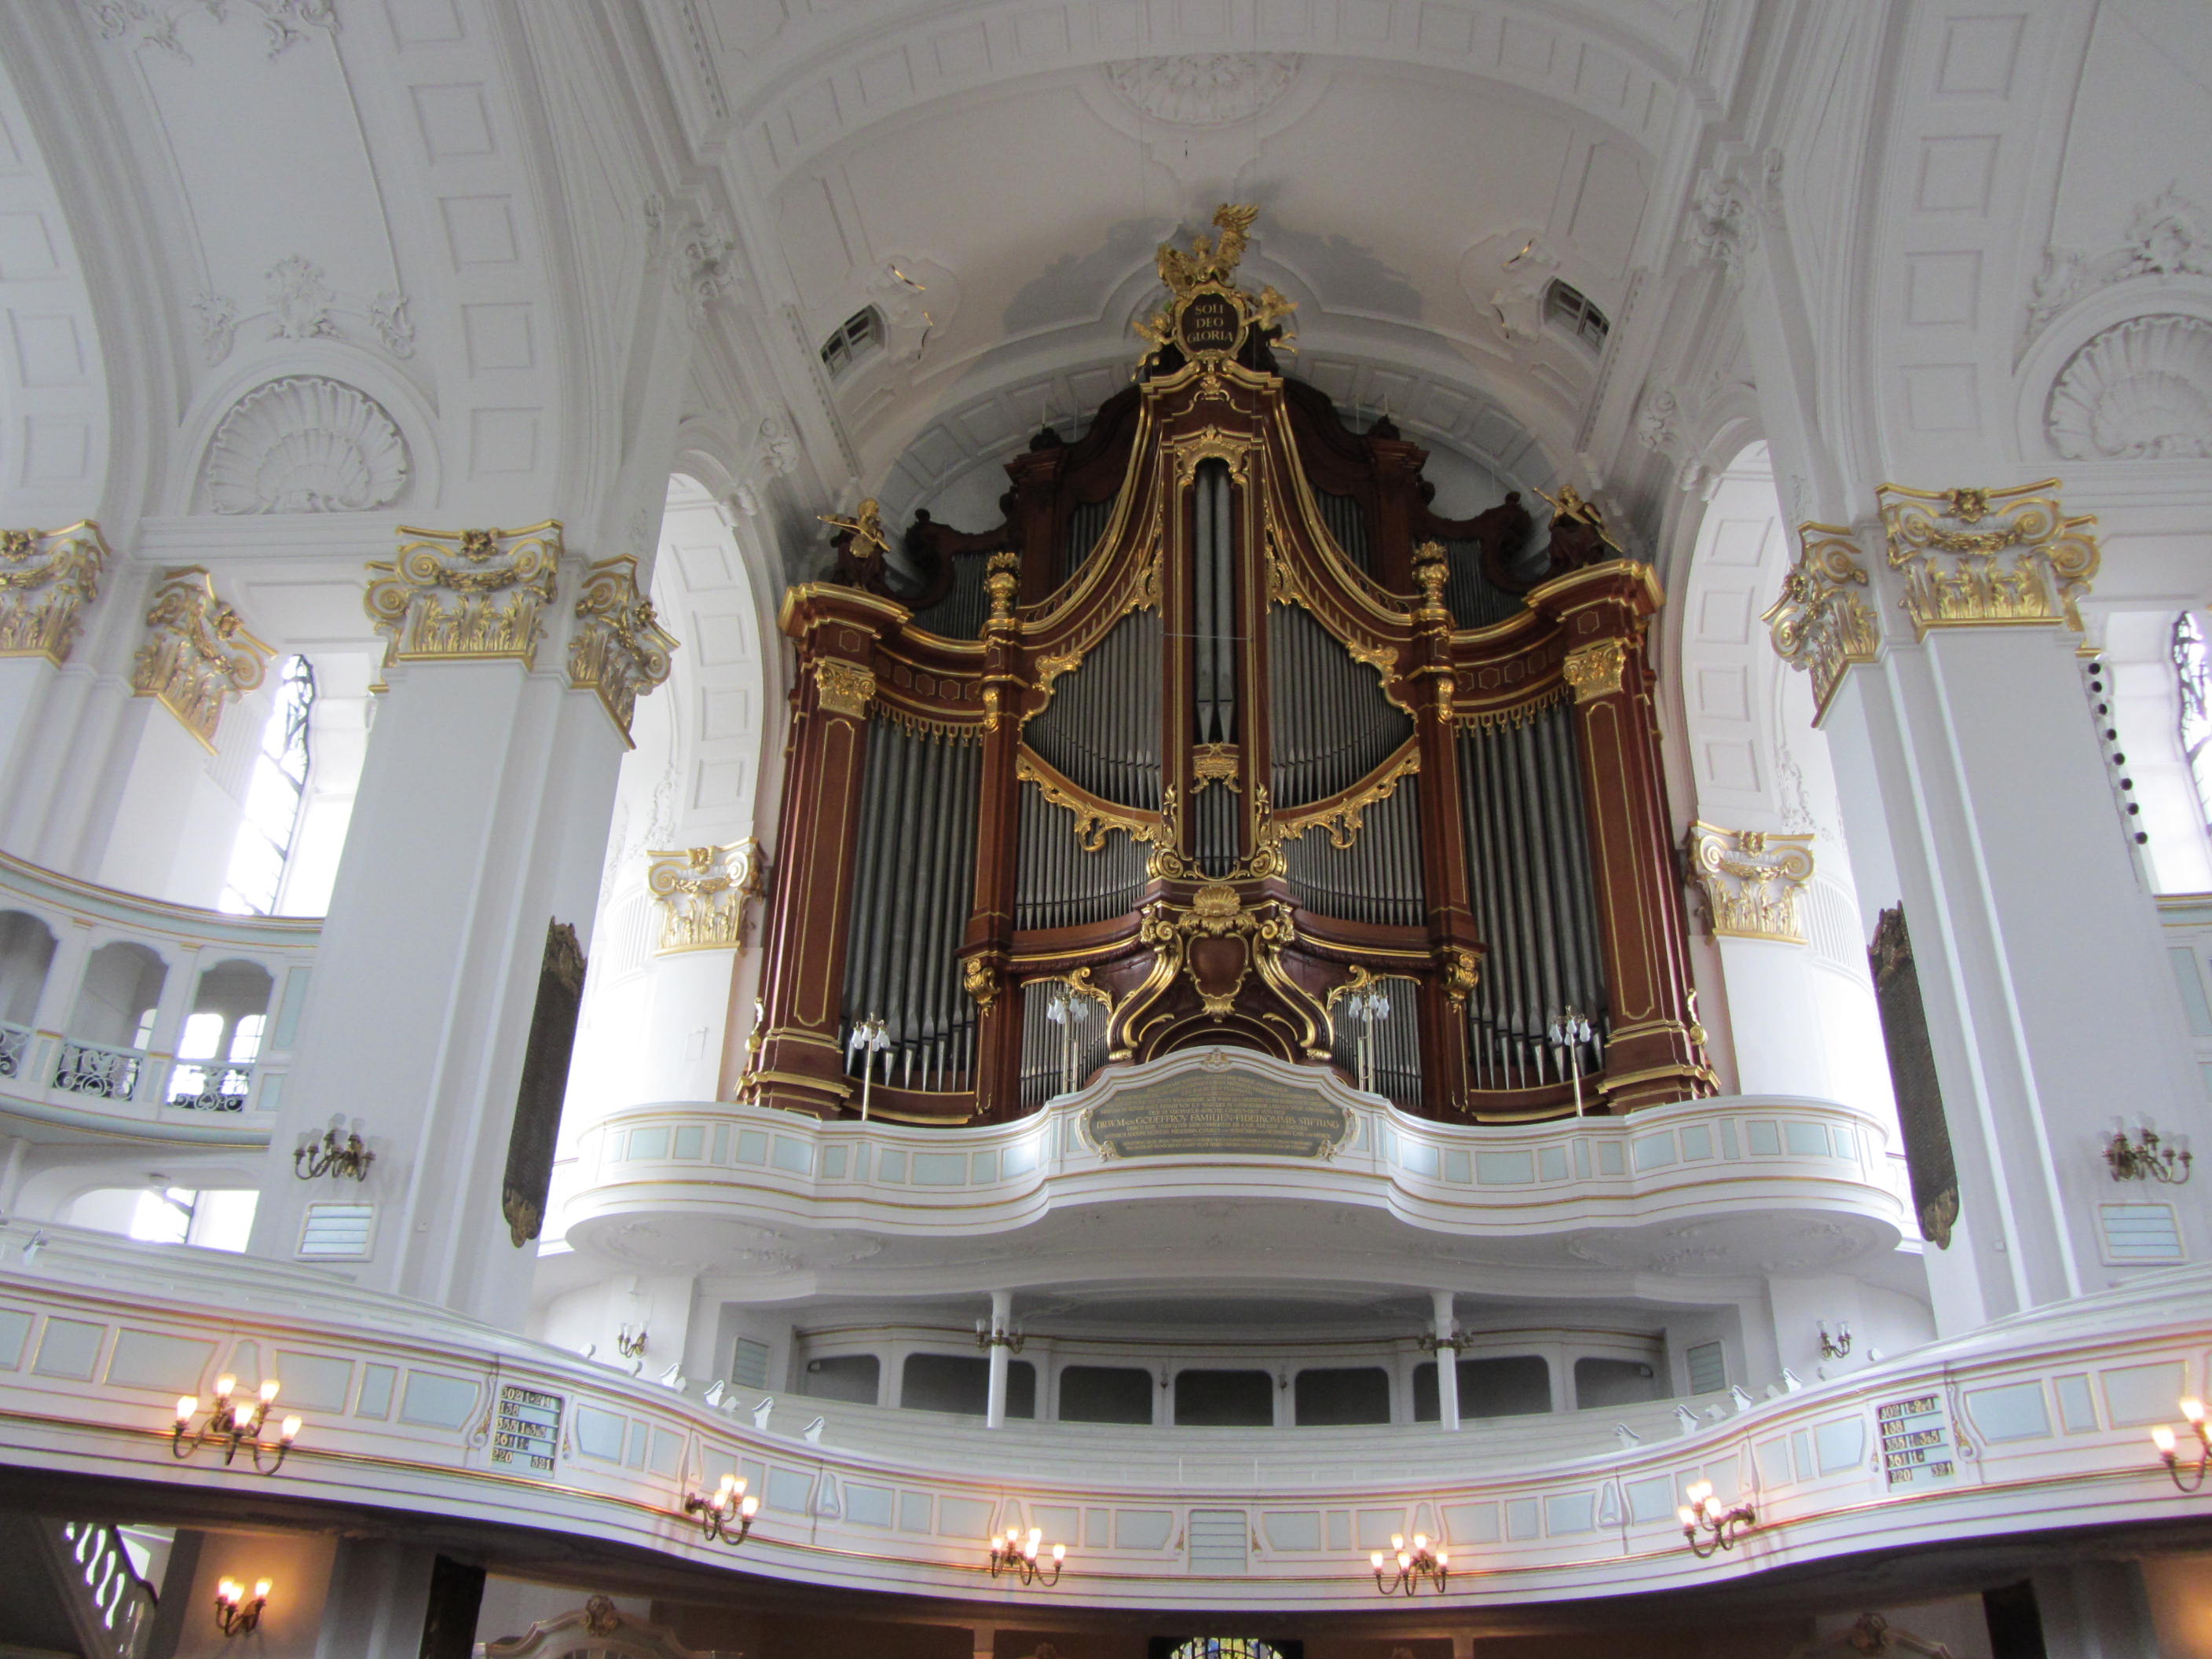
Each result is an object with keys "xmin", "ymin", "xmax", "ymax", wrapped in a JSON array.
[
  {"xmin": 1391, "ymin": 1533, "xmax": 1404, "ymax": 1551},
  {"xmin": 176, "ymin": 1395, "xmax": 197, "ymax": 1424},
  {"xmin": 258, "ymin": 1379, "xmax": 280, "ymax": 1404},
  {"xmin": 252, "ymin": 1580, "xmax": 271, "ymax": 1601},
  {"xmin": 1413, "ymin": 1533, "xmax": 1428, "ymax": 1551},
  {"xmin": 1370, "ymin": 1551, "xmax": 1384, "ymax": 1569},
  {"xmin": 990, "ymin": 1534, "xmax": 1004, "ymax": 1552},
  {"xmin": 2155, "ymin": 1426, "xmax": 2179, "ymax": 1455},
  {"xmin": 1397, "ymin": 1551, "xmax": 1412, "ymax": 1569},
  {"xmin": 218, "ymin": 1579, "xmax": 239, "ymax": 1605},
  {"xmin": 214, "ymin": 1375, "xmax": 236, "ymax": 1401},
  {"xmin": 1678, "ymin": 1506, "xmax": 1696, "ymax": 1527},
  {"xmin": 1051, "ymin": 1544, "xmax": 1064, "ymax": 1562},
  {"xmin": 1435, "ymin": 1551, "xmax": 1448, "ymax": 1568},
  {"xmin": 2184, "ymin": 1397, "xmax": 2207, "ymax": 1425}
]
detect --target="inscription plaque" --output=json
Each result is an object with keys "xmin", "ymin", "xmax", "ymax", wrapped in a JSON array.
[{"xmin": 1084, "ymin": 1070, "xmax": 1350, "ymax": 1159}]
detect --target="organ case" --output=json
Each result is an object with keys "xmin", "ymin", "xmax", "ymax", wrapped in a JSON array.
[{"xmin": 746, "ymin": 209, "xmax": 1713, "ymax": 1126}]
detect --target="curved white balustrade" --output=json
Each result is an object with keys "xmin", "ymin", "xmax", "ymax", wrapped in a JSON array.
[
  {"xmin": 2, "ymin": 1219, "xmax": 2196, "ymax": 1612},
  {"xmin": 0, "ymin": 853, "xmax": 317, "ymax": 1147},
  {"xmin": 561, "ymin": 1049, "xmax": 1910, "ymax": 1270}
]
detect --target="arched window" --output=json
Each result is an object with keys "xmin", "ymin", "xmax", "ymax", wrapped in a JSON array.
[
  {"xmin": 819, "ymin": 306, "xmax": 884, "ymax": 379},
  {"xmin": 1544, "ymin": 279, "xmax": 1609, "ymax": 348},
  {"xmin": 220, "ymin": 655, "xmax": 315, "ymax": 915},
  {"xmin": 2175, "ymin": 612, "xmax": 2212, "ymax": 834}
]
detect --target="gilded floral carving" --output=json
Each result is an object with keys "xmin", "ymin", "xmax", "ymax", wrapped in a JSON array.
[{"xmin": 0, "ymin": 522, "xmax": 109, "ymax": 665}]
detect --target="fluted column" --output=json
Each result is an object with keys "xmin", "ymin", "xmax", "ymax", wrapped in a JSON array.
[{"xmin": 1534, "ymin": 562, "xmax": 1716, "ymax": 1110}]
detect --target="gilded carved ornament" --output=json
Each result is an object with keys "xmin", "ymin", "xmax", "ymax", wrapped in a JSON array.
[
  {"xmin": 1438, "ymin": 946, "xmax": 1481, "ymax": 1009},
  {"xmin": 811, "ymin": 657, "xmax": 877, "ymax": 720},
  {"xmin": 1274, "ymin": 749, "xmax": 1418, "ymax": 850},
  {"xmin": 984, "ymin": 551, "xmax": 1020, "ymax": 630},
  {"xmin": 1016, "ymin": 751, "xmax": 1159, "ymax": 851},
  {"xmin": 0, "ymin": 522, "xmax": 109, "ymax": 665},
  {"xmin": 645, "ymin": 840, "xmax": 767, "ymax": 954},
  {"xmin": 1411, "ymin": 541, "xmax": 1452, "ymax": 624},
  {"xmin": 1763, "ymin": 523, "xmax": 1881, "ymax": 723},
  {"xmin": 1191, "ymin": 742, "xmax": 1240, "ymax": 792},
  {"xmin": 569, "ymin": 556, "xmax": 678, "ymax": 745},
  {"xmin": 1877, "ymin": 481, "xmax": 2099, "ymax": 639},
  {"xmin": 130, "ymin": 567, "xmax": 273, "ymax": 751},
  {"xmin": 1562, "ymin": 638, "xmax": 1628, "ymax": 701},
  {"xmin": 1683, "ymin": 821, "xmax": 1816, "ymax": 943},
  {"xmin": 365, "ymin": 522, "xmax": 562, "ymax": 674},
  {"xmin": 1132, "ymin": 203, "xmax": 1295, "ymax": 370}
]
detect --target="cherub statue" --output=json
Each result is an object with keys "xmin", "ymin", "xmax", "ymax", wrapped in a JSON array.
[
  {"xmin": 820, "ymin": 498, "xmax": 893, "ymax": 592},
  {"xmin": 1533, "ymin": 482, "xmax": 1623, "ymax": 573},
  {"xmin": 1155, "ymin": 203, "xmax": 1260, "ymax": 297}
]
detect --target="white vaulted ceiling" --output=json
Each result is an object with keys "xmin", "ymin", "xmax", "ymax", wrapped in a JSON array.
[{"xmin": 677, "ymin": 0, "xmax": 1738, "ymax": 522}]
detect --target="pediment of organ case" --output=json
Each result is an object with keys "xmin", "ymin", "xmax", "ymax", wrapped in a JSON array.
[{"xmin": 749, "ymin": 209, "xmax": 1712, "ymax": 1129}]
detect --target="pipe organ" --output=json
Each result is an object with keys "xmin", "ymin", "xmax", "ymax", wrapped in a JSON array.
[{"xmin": 749, "ymin": 207, "xmax": 1713, "ymax": 1126}]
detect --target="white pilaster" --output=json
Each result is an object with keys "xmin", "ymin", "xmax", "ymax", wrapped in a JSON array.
[
  {"xmin": 1432, "ymin": 1288, "xmax": 1460, "ymax": 1431},
  {"xmin": 984, "ymin": 1287, "xmax": 1013, "ymax": 1429}
]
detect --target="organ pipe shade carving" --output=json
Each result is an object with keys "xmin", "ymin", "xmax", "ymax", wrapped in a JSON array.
[
  {"xmin": 0, "ymin": 522, "xmax": 109, "ymax": 665},
  {"xmin": 1683, "ymin": 822, "xmax": 1816, "ymax": 942},
  {"xmin": 749, "ymin": 206, "xmax": 1710, "ymax": 1124},
  {"xmin": 1876, "ymin": 480, "xmax": 2100, "ymax": 639},
  {"xmin": 568, "ymin": 556, "xmax": 678, "ymax": 744},
  {"xmin": 364, "ymin": 522, "xmax": 562, "ymax": 674},
  {"xmin": 131, "ymin": 567, "xmax": 273, "ymax": 751}
]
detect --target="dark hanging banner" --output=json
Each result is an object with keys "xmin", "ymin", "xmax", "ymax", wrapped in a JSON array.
[
  {"xmin": 1869, "ymin": 906, "xmax": 1958, "ymax": 1248},
  {"xmin": 502, "ymin": 920, "xmax": 586, "ymax": 1247}
]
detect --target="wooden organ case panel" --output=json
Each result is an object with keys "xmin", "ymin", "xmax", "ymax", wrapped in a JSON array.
[{"xmin": 748, "ymin": 208, "xmax": 1715, "ymax": 1126}]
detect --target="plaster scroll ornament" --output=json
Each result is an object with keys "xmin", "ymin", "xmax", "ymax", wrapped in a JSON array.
[
  {"xmin": 1685, "ymin": 168, "xmax": 1758, "ymax": 284},
  {"xmin": 2045, "ymin": 314, "xmax": 2212, "ymax": 460},
  {"xmin": 1103, "ymin": 53, "xmax": 1299, "ymax": 126},
  {"xmin": 2023, "ymin": 187, "xmax": 2212, "ymax": 346},
  {"xmin": 756, "ymin": 412, "xmax": 799, "ymax": 478},
  {"xmin": 204, "ymin": 376, "xmax": 410, "ymax": 514},
  {"xmin": 1633, "ymin": 388, "xmax": 1680, "ymax": 455},
  {"xmin": 266, "ymin": 255, "xmax": 338, "ymax": 340},
  {"xmin": 190, "ymin": 292, "xmax": 238, "ymax": 366},
  {"xmin": 130, "ymin": 566, "xmax": 273, "ymax": 750},
  {"xmin": 368, "ymin": 291, "xmax": 415, "ymax": 359}
]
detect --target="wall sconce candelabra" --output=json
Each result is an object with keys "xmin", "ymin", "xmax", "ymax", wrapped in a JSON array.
[
  {"xmin": 2152, "ymin": 1397, "xmax": 2212, "ymax": 1490},
  {"xmin": 1344, "ymin": 980, "xmax": 1390, "ymax": 1095},
  {"xmin": 292, "ymin": 1127, "xmax": 372, "ymax": 1181},
  {"xmin": 1679, "ymin": 1480, "xmax": 1755, "ymax": 1556},
  {"xmin": 2105, "ymin": 1124, "xmax": 2192, "ymax": 1184},
  {"xmin": 212, "ymin": 1577, "xmax": 269, "ymax": 1636},
  {"xmin": 1369, "ymin": 1532, "xmax": 1448, "ymax": 1595},
  {"xmin": 172, "ymin": 1378, "xmax": 299, "ymax": 1472},
  {"xmin": 682, "ymin": 1472, "xmax": 759, "ymax": 1544},
  {"xmin": 847, "ymin": 1013, "xmax": 890, "ymax": 1121},
  {"xmin": 987, "ymin": 1528, "xmax": 1064, "ymax": 1585},
  {"xmin": 1547, "ymin": 1006, "xmax": 1594, "ymax": 1116},
  {"xmin": 1818, "ymin": 1320, "xmax": 1852, "ymax": 1359},
  {"xmin": 976, "ymin": 1319, "xmax": 1025, "ymax": 1353},
  {"xmin": 1416, "ymin": 1325, "xmax": 1468, "ymax": 1356},
  {"xmin": 616, "ymin": 1324, "xmax": 648, "ymax": 1361}
]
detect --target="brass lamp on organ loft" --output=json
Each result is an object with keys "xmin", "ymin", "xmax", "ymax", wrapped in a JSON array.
[{"xmin": 747, "ymin": 206, "xmax": 1713, "ymax": 1127}]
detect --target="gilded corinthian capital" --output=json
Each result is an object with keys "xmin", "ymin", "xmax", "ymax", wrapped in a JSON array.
[
  {"xmin": 0, "ymin": 522, "xmax": 110, "ymax": 665},
  {"xmin": 364, "ymin": 522, "xmax": 562, "ymax": 675},
  {"xmin": 1763, "ymin": 522, "xmax": 1881, "ymax": 723},
  {"xmin": 1877, "ymin": 480, "xmax": 2099, "ymax": 639},
  {"xmin": 645, "ymin": 840, "xmax": 767, "ymax": 953},
  {"xmin": 569, "ymin": 556, "xmax": 678, "ymax": 744},
  {"xmin": 1683, "ymin": 821, "xmax": 1816, "ymax": 943},
  {"xmin": 130, "ymin": 568, "xmax": 273, "ymax": 750}
]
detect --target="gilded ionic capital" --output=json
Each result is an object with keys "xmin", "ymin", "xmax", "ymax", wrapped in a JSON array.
[
  {"xmin": 1683, "ymin": 820, "xmax": 1816, "ymax": 942},
  {"xmin": 130, "ymin": 567, "xmax": 272, "ymax": 750},
  {"xmin": 569, "ymin": 555, "xmax": 678, "ymax": 744},
  {"xmin": 645, "ymin": 840, "xmax": 767, "ymax": 953},
  {"xmin": 1562, "ymin": 637, "xmax": 1627, "ymax": 701},
  {"xmin": 1877, "ymin": 480, "xmax": 2099, "ymax": 639},
  {"xmin": 0, "ymin": 522, "xmax": 109, "ymax": 665},
  {"xmin": 364, "ymin": 522, "xmax": 562, "ymax": 675},
  {"xmin": 1763, "ymin": 522, "xmax": 1881, "ymax": 723}
]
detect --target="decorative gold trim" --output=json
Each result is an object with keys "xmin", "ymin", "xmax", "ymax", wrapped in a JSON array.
[
  {"xmin": 1683, "ymin": 821, "xmax": 1816, "ymax": 942},
  {"xmin": 875, "ymin": 701, "xmax": 983, "ymax": 742},
  {"xmin": 366, "ymin": 522, "xmax": 562, "ymax": 674},
  {"xmin": 1275, "ymin": 745, "xmax": 1419, "ymax": 850},
  {"xmin": 1016, "ymin": 749, "xmax": 1160, "ymax": 850},
  {"xmin": 1438, "ymin": 946, "xmax": 1480, "ymax": 1009},
  {"xmin": 1764, "ymin": 522, "xmax": 1881, "ymax": 723},
  {"xmin": 130, "ymin": 567, "xmax": 272, "ymax": 752},
  {"xmin": 0, "ymin": 521, "xmax": 108, "ymax": 665},
  {"xmin": 1562, "ymin": 639, "xmax": 1627, "ymax": 701},
  {"xmin": 984, "ymin": 551, "xmax": 1020, "ymax": 630},
  {"xmin": 1454, "ymin": 683, "xmax": 1571, "ymax": 731},
  {"xmin": 1170, "ymin": 426, "xmax": 1255, "ymax": 485},
  {"xmin": 811, "ymin": 658, "xmax": 876, "ymax": 720},
  {"xmin": 961, "ymin": 956, "xmax": 1000, "ymax": 1009},
  {"xmin": 645, "ymin": 840, "xmax": 767, "ymax": 954},
  {"xmin": 568, "ymin": 555, "xmax": 677, "ymax": 745},
  {"xmin": 1876, "ymin": 479, "xmax": 2099, "ymax": 638},
  {"xmin": 1412, "ymin": 542, "xmax": 1452, "ymax": 624},
  {"xmin": 1192, "ymin": 743, "xmax": 1240, "ymax": 793}
]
